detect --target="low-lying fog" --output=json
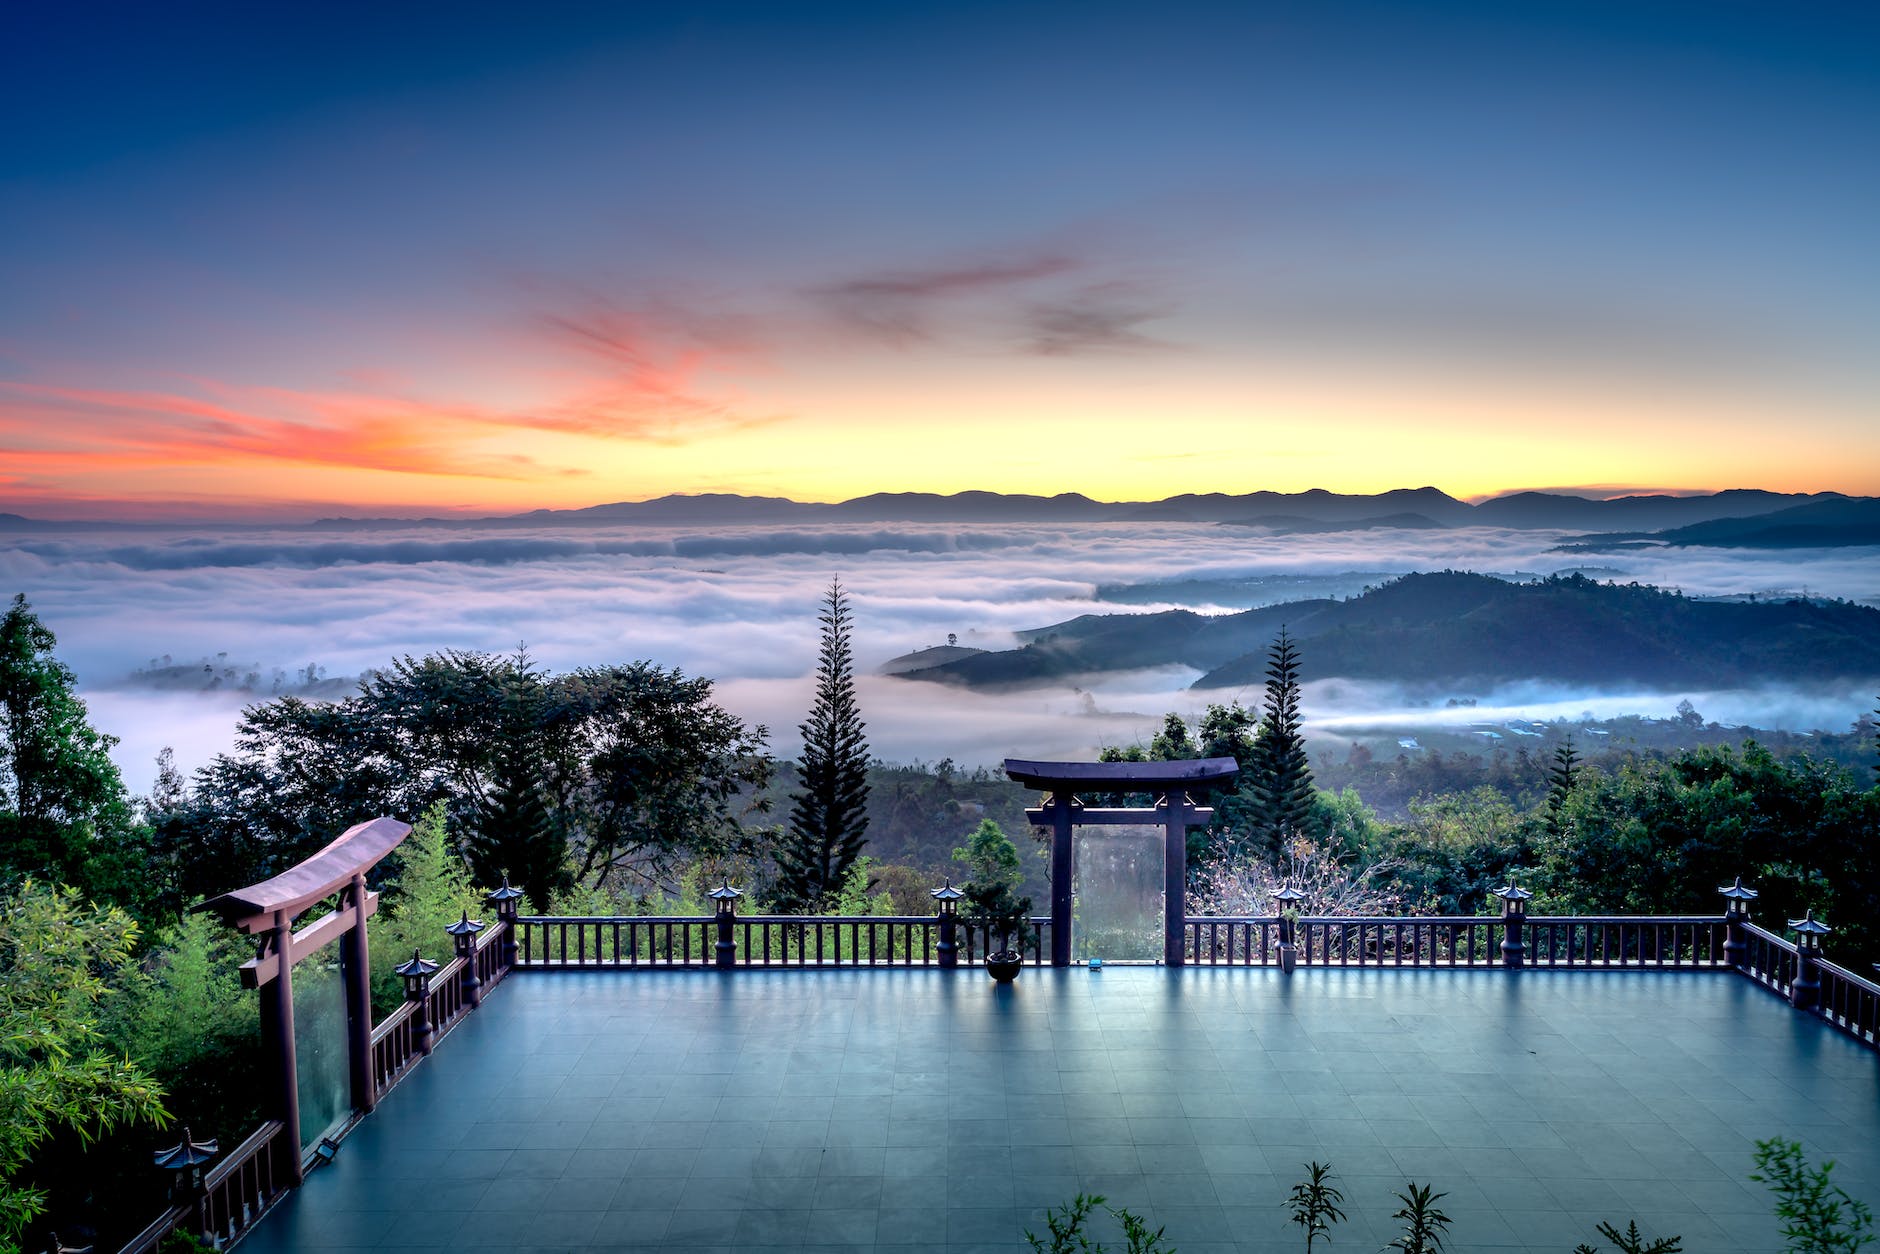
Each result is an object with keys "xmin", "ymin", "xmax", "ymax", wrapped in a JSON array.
[{"xmin": 6, "ymin": 521, "xmax": 1876, "ymax": 794}]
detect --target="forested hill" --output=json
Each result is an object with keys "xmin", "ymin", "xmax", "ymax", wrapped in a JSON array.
[{"xmin": 893, "ymin": 572, "xmax": 1880, "ymax": 691}]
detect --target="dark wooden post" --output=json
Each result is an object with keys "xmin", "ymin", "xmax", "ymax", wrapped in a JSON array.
[
  {"xmin": 342, "ymin": 873, "xmax": 376, "ymax": 1116},
  {"xmin": 1162, "ymin": 791, "xmax": 1187, "ymax": 967},
  {"xmin": 1050, "ymin": 791, "xmax": 1074, "ymax": 968},
  {"xmin": 446, "ymin": 911, "xmax": 486, "ymax": 1008},
  {"xmin": 486, "ymin": 877, "xmax": 524, "ymax": 970},
  {"xmin": 257, "ymin": 914, "xmax": 304, "ymax": 1187},
  {"xmin": 1719, "ymin": 876, "xmax": 1757, "ymax": 967},
  {"xmin": 932, "ymin": 880, "xmax": 963, "ymax": 969},
  {"xmin": 710, "ymin": 884, "xmax": 742, "ymax": 970},
  {"xmin": 1494, "ymin": 882, "xmax": 1532, "ymax": 969},
  {"xmin": 1789, "ymin": 911, "xmax": 1829, "ymax": 1010}
]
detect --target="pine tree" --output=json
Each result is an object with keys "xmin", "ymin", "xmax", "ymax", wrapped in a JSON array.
[
  {"xmin": 465, "ymin": 655, "xmax": 567, "ymax": 912},
  {"xmin": 473, "ymin": 736, "xmax": 563, "ymax": 913},
  {"xmin": 1250, "ymin": 628, "xmax": 1317, "ymax": 861},
  {"xmin": 1545, "ymin": 738, "xmax": 1581, "ymax": 837},
  {"xmin": 775, "ymin": 579, "xmax": 871, "ymax": 912}
]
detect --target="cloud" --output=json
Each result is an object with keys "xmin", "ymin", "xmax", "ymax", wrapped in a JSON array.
[
  {"xmin": 1023, "ymin": 285, "xmax": 1173, "ymax": 356},
  {"xmin": 8, "ymin": 518, "xmax": 1872, "ymax": 795},
  {"xmin": 808, "ymin": 255, "xmax": 1077, "ymax": 345},
  {"xmin": 533, "ymin": 299, "xmax": 784, "ymax": 445},
  {"xmin": 0, "ymin": 381, "xmax": 555, "ymax": 480},
  {"xmin": 0, "ymin": 308, "xmax": 783, "ymax": 490}
]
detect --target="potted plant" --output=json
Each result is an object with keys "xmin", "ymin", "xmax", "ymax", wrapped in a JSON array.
[{"xmin": 954, "ymin": 820, "xmax": 1033, "ymax": 983}]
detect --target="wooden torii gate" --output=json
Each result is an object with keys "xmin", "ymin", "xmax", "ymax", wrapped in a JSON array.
[
  {"xmin": 202, "ymin": 817, "xmax": 411, "ymax": 1184},
  {"xmin": 1004, "ymin": 758, "xmax": 1239, "ymax": 967}
]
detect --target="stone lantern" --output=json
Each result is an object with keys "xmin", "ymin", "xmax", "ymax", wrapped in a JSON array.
[
  {"xmin": 931, "ymin": 880, "xmax": 965, "ymax": 969},
  {"xmin": 1273, "ymin": 881, "xmax": 1306, "ymax": 973},
  {"xmin": 154, "ymin": 1127, "xmax": 219, "ymax": 1239},
  {"xmin": 1788, "ymin": 910, "xmax": 1830, "ymax": 1010},
  {"xmin": 486, "ymin": 877, "xmax": 525, "ymax": 967},
  {"xmin": 446, "ymin": 911, "xmax": 486, "ymax": 1007},
  {"xmin": 1717, "ymin": 876, "xmax": 1758, "ymax": 967},
  {"xmin": 709, "ymin": 884, "xmax": 742, "ymax": 970},
  {"xmin": 1493, "ymin": 882, "xmax": 1532, "ymax": 969},
  {"xmin": 393, "ymin": 949, "xmax": 440, "ymax": 1054}
]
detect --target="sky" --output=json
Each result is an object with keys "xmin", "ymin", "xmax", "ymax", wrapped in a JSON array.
[{"xmin": 3, "ymin": 1, "xmax": 1878, "ymax": 520}]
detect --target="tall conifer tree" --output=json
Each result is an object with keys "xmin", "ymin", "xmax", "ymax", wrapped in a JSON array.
[
  {"xmin": 1544, "ymin": 738, "xmax": 1581, "ymax": 838},
  {"xmin": 776, "ymin": 579, "xmax": 871, "ymax": 911},
  {"xmin": 1251, "ymin": 628, "xmax": 1317, "ymax": 859}
]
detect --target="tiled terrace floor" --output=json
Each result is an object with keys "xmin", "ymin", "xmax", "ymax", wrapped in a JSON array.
[{"xmin": 240, "ymin": 968, "xmax": 1879, "ymax": 1254}]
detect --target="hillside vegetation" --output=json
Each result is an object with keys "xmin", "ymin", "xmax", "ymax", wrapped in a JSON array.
[{"xmin": 894, "ymin": 572, "xmax": 1880, "ymax": 691}]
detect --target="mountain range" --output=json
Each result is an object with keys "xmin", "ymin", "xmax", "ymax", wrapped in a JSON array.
[
  {"xmin": 889, "ymin": 572, "xmax": 1880, "ymax": 692},
  {"xmin": 0, "ymin": 487, "xmax": 1865, "ymax": 532}
]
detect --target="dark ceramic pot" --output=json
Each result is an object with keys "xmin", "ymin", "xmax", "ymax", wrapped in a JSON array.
[{"xmin": 985, "ymin": 951, "xmax": 1023, "ymax": 983}]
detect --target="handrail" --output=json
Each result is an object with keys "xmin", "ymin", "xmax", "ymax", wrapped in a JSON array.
[
  {"xmin": 513, "ymin": 913, "xmax": 1052, "ymax": 969},
  {"xmin": 117, "ymin": 1121, "xmax": 288, "ymax": 1254},
  {"xmin": 115, "ymin": 1204, "xmax": 189, "ymax": 1254},
  {"xmin": 1807, "ymin": 957, "xmax": 1879, "ymax": 1045}
]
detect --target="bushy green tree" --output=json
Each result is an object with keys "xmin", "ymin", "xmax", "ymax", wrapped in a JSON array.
[
  {"xmin": 0, "ymin": 597, "xmax": 147, "ymax": 916},
  {"xmin": 100, "ymin": 908, "xmax": 262, "ymax": 1178},
  {"xmin": 162, "ymin": 647, "xmax": 772, "ymax": 906},
  {"xmin": 0, "ymin": 882, "xmax": 169, "ymax": 1249},
  {"xmin": 775, "ymin": 579, "xmax": 871, "ymax": 911},
  {"xmin": 953, "ymin": 819, "xmax": 1032, "ymax": 954},
  {"xmin": 1100, "ymin": 700, "xmax": 1264, "ymax": 869},
  {"xmin": 1531, "ymin": 743, "xmax": 1880, "ymax": 961},
  {"xmin": 370, "ymin": 803, "xmax": 482, "ymax": 1008}
]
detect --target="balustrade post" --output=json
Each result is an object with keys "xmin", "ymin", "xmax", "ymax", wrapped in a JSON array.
[
  {"xmin": 1718, "ymin": 876, "xmax": 1757, "ymax": 968},
  {"xmin": 154, "ymin": 1128, "xmax": 219, "ymax": 1242},
  {"xmin": 486, "ymin": 877, "xmax": 525, "ymax": 970},
  {"xmin": 1789, "ymin": 911, "xmax": 1830, "ymax": 1010},
  {"xmin": 1494, "ymin": 882, "xmax": 1531, "ymax": 969},
  {"xmin": 447, "ymin": 911, "xmax": 486, "ymax": 1008},
  {"xmin": 1273, "ymin": 881, "xmax": 1304, "ymax": 974},
  {"xmin": 394, "ymin": 949, "xmax": 439, "ymax": 1055},
  {"xmin": 710, "ymin": 884, "xmax": 742, "ymax": 970},
  {"xmin": 932, "ymin": 880, "xmax": 964, "ymax": 969}
]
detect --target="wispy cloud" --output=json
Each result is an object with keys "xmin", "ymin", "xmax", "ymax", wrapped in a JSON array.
[
  {"xmin": 0, "ymin": 381, "xmax": 549, "ymax": 480},
  {"xmin": 0, "ymin": 298, "xmax": 786, "ymax": 493},
  {"xmin": 534, "ymin": 301, "xmax": 784, "ymax": 445},
  {"xmin": 808, "ymin": 255, "xmax": 1077, "ymax": 345},
  {"xmin": 1022, "ymin": 284, "xmax": 1172, "ymax": 356}
]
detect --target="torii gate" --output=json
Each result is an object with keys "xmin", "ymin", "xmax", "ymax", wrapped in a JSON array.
[
  {"xmin": 202, "ymin": 817, "xmax": 412, "ymax": 1184},
  {"xmin": 1004, "ymin": 758, "xmax": 1239, "ymax": 967}
]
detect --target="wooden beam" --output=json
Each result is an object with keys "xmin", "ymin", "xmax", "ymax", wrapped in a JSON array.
[
  {"xmin": 238, "ymin": 890, "xmax": 379, "ymax": 988},
  {"xmin": 1027, "ymin": 807, "xmax": 1213, "ymax": 827}
]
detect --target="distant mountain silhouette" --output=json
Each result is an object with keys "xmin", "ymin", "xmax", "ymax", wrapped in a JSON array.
[
  {"xmin": 0, "ymin": 487, "xmax": 1859, "ymax": 531},
  {"xmin": 894, "ymin": 572, "xmax": 1880, "ymax": 691},
  {"xmin": 1561, "ymin": 498, "xmax": 1880, "ymax": 551},
  {"xmin": 1472, "ymin": 489, "xmax": 1844, "ymax": 530}
]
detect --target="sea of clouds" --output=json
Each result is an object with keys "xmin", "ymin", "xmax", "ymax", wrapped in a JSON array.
[{"xmin": 4, "ymin": 521, "xmax": 1876, "ymax": 794}]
